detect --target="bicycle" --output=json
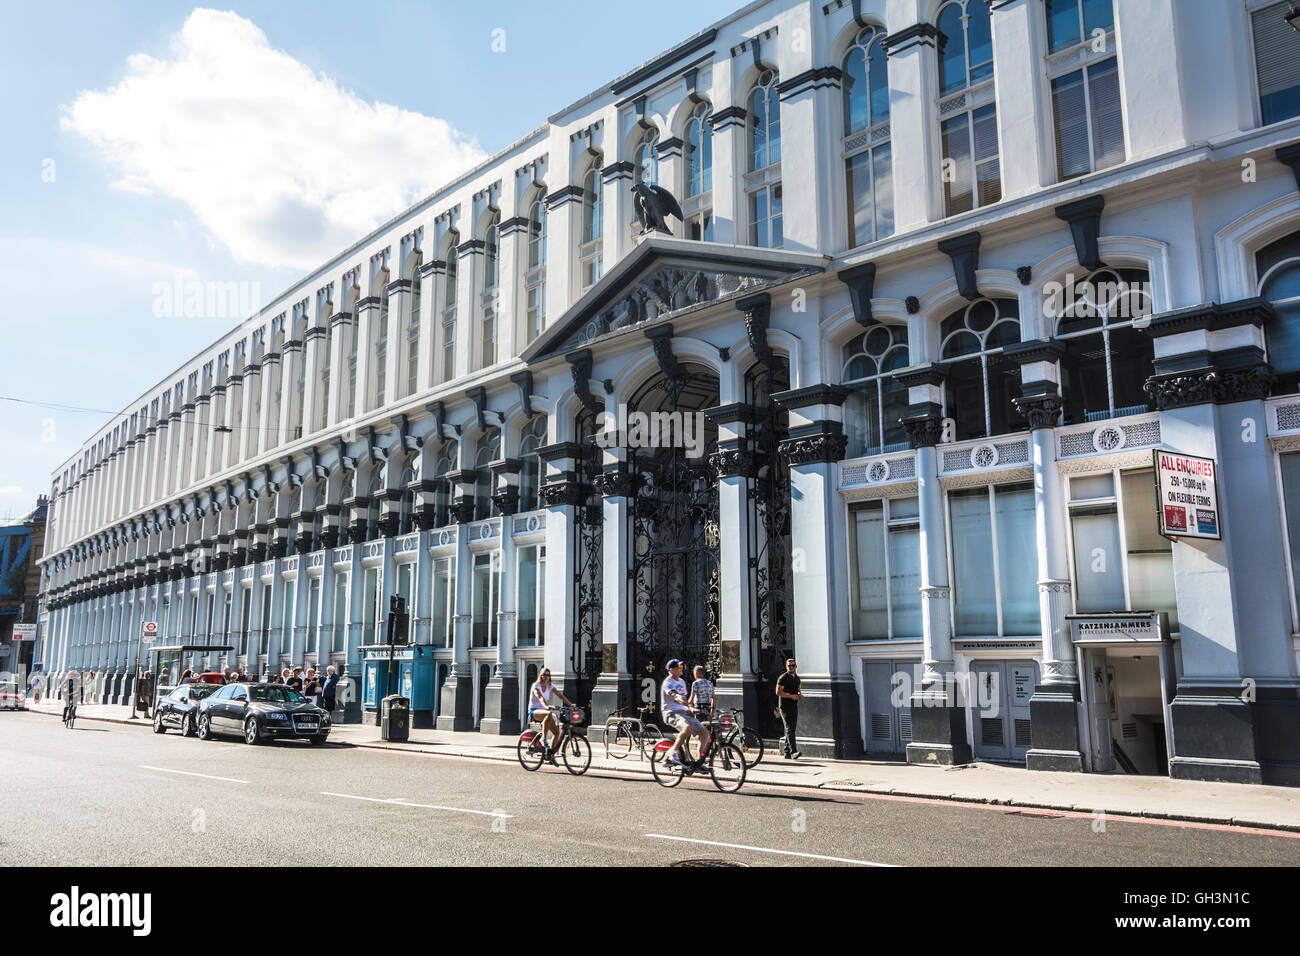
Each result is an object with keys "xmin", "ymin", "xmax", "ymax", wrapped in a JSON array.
[
  {"xmin": 715, "ymin": 708, "xmax": 765, "ymax": 768},
  {"xmin": 517, "ymin": 705, "xmax": 592, "ymax": 775},
  {"xmin": 602, "ymin": 706, "xmax": 665, "ymax": 760},
  {"xmin": 650, "ymin": 712, "xmax": 746, "ymax": 793},
  {"xmin": 62, "ymin": 699, "xmax": 77, "ymax": 729}
]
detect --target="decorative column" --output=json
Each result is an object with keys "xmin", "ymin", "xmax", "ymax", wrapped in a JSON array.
[
  {"xmin": 222, "ymin": 375, "xmax": 242, "ymax": 471},
  {"xmin": 896, "ymin": 365, "xmax": 972, "ymax": 765},
  {"xmin": 278, "ymin": 338, "xmax": 302, "ymax": 444},
  {"xmin": 882, "ymin": 22, "xmax": 941, "ymax": 233},
  {"xmin": 327, "ymin": 312, "xmax": 351, "ymax": 428},
  {"xmin": 771, "ymin": 384, "xmax": 863, "ymax": 758},
  {"xmin": 1009, "ymin": 340, "xmax": 1085, "ymax": 771},
  {"xmin": 436, "ymin": 462, "xmax": 479, "ymax": 731},
  {"xmin": 592, "ymin": 453, "xmax": 634, "ymax": 726},
  {"xmin": 384, "ymin": 277, "xmax": 410, "ymax": 407},
  {"xmin": 538, "ymin": 439, "xmax": 585, "ymax": 700},
  {"xmin": 258, "ymin": 351, "xmax": 280, "ymax": 454},
  {"xmin": 239, "ymin": 363, "xmax": 260, "ymax": 464},
  {"xmin": 481, "ymin": 457, "xmax": 522, "ymax": 735},
  {"xmin": 988, "ymin": 0, "xmax": 1050, "ymax": 199},
  {"xmin": 705, "ymin": 403, "xmax": 758, "ymax": 720},
  {"xmin": 415, "ymin": 262, "xmax": 438, "ymax": 394},
  {"xmin": 708, "ymin": 53, "xmax": 741, "ymax": 246}
]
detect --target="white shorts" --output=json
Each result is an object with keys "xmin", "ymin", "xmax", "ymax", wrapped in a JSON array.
[{"xmin": 665, "ymin": 712, "xmax": 704, "ymax": 734}]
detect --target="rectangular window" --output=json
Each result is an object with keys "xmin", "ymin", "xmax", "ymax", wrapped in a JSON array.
[
  {"xmin": 849, "ymin": 498, "xmax": 922, "ymax": 639},
  {"xmin": 280, "ymin": 579, "xmax": 296, "ymax": 656},
  {"xmin": 471, "ymin": 552, "xmax": 500, "ymax": 648},
  {"xmin": 259, "ymin": 585, "xmax": 272, "ymax": 659},
  {"xmin": 1069, "ymin": 468, "xmax": 1177, "ymax": 628},
  {"xmin": 396, "ymin": 562, "xmax": 415, "ymax": 643},
  {"xmin": 441, "ymin": 315, "xmax": 455, "ymax": 382},
  {"xmin": 363, "ymin": 567, "xmax": 381, "ymax": 646},
  {"xmin": 331, "ymin": 574, "xmax": 348, "ymax": 653},
  {"xmin": 1046, "ymin": 0, "xmax": 1114, "ymax": 54},
  {"xmin": 1052, "ymin": 58, "xmax": 1123, "ymax": 180},
  {"xmin": 941, "ymin": 105, "xmax": 1001, "ymax": 217},
  {"xmin": 517, "ymin": 545, "xmax": 546, "ymax": 647},
  {"xmin": 479, "ymin": 309, "xmax": 495, "ymax": 369},
  {"xmin": 238, "ymin": 586, "xmax": 251, "ymax": 655},
  {"xmin": 846, "ymin": 144, "xmax": 894, "ymax": 247},
  {"xmin": 1253, "ymin": 2, "xmax": 1300, "ymax": 126},
  {"xmin": 430, "ymin": 557, "xmax": 455, "ymax": 648},
  {"xmin": 525, "ymin": 284, "xmax": 545, "ymax": 345},
  {"xmin": 949, "ymin": 483, "xmax": 1039, "ymax": 636},
  {"xmin": 749, "ymin": 182, "xmax": 783, "ymax": 248},
  {"xmin": 306, "ymin": 577, "xmax": 321, "ymax": 655}
]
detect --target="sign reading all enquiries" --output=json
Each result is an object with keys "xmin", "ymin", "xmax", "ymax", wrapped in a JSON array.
[{"xmin": 1153, "ymin": 450, "xmax": 1221, "ymax": 540}]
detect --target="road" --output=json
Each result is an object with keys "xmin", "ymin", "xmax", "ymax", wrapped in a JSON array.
[{"xmin": 4, "ymin": 711, "xmax": 1298, "ymax": 867}]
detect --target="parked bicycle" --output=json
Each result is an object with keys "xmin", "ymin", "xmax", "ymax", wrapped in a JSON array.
[
  {"xmin": 649, "ymin": 721, "xmax": 746, "ymax": 792},
  {"xmin": 602, "ymin": 706, "xmax": 665, "ymax": 760},
  {"xmin": 517, "ymin": 705, "xmax": 592, "ymax": 775},
  {"xmin": 714, "ymin": 708, "xmax": 765, "ymax": 768}
]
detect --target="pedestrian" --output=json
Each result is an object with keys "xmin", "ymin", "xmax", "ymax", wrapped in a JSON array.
[
  {"xmin": 28, "ymin": 670, "xmax": 44, "ymax": 703},
  {"xmin": 280, "ymin": 667, "xmax": 292, "ymax": 685},
  {"xmin": 303, "ymin": 668, "xmax": 321, "ymax": 707},
  {"xmin": 137, "ymin": 669, "xmax": 154, "ymax": 718},
  {"xmin": 84, "ymin": 672, "xmax": 95, "ymax": 704},
  {"xmin": 221, "ymin": 666, "xmax": 233, "ymax": 684},
  {"xmin": 688, "ymin": 665, "xmax": 715, "ymax": 720},
  {"xmin": 775, "ymin": 657, "xmax": 802, "ymax": 759},
  {"xmin": 180, "ymin": 668, "xmax": 194, "ymax": 685},
  {"xmin": 322, "ymin": 665, "xmax": 339, "ymax": 713},
  {"xmin": 236, "ymin": 665, "xmax": 247, "ymax": 682},
  {"xmin": 287, "ymin": 667, "xmax": 304, "ymax": 693}
]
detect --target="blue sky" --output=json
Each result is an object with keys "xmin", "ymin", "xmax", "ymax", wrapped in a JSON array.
[{"xmin": 0, "ymin": 0, "xmax": 741, "ymax": 527}]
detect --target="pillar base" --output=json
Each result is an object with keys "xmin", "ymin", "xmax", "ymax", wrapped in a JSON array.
[
  {"xmin": 412, "ymin": 710, "xmax": 435, "ymax": 730},
  {"xmin": 714, "ymin": 673, "xmax": 759, "ymax": 725},
  {"xmin": 907, "ymin": 686, "xmax": 971, "ymax": 766},
  {"xmin": 479, "ymin": 674, "xmax": 521, "ymax": 736},
  {"xmin": 793, "ymin": 676, "xmax": 863, "ymax": 760},
  {"xmin": 590, "ymin": 672, "xmax": 637, "ymax": 728},
  {"xmin": 1168, "ymin": 683, "xmax": 1261, "ymax": 784},
  {"xmin": 1026, "ymin": 681, "xmax": 1084, "ymax": 773},
  {"xmin": 436, "ymin": 672, "xmax": 475, "ymax": 732},
  {"xmin": 1254, "ymin": 687, "xmax": 1300, "ymax": 786}
]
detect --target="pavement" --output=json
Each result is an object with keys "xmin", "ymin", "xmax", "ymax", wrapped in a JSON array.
[{"xmin": 21, "ymin": 697, "xmax": 1300, "ymax": 833}]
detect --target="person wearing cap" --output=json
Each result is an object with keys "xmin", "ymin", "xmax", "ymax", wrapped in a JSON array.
[{"xmin": 661, "ymin": 659, "xmax": 711, "ymax": 766}]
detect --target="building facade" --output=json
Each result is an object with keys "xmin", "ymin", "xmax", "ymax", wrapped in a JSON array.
[{"xmin": 35, "ymin": 0, "xmax": 1300, "ymax": 783}]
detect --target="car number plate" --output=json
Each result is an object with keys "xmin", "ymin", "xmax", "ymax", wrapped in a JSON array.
[{"xmin": 296, "ymin": 720, "xmax": 318, "ymax": 730}]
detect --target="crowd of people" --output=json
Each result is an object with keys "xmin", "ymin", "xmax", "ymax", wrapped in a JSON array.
[{"xmin": 152, "ymin": 664, "xmax": 345, "ymax": 712}]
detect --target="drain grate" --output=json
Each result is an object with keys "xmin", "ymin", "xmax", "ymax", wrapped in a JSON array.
[{"xmin": 671, "ymin": 858, "xmax": 750, "ymax": 867}]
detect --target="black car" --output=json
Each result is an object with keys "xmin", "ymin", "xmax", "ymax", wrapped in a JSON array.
[
  {"xmin": 153, "ymin": 682, "xmax": 219, "ymax": 736},
  {"xmin": 196, "ymin": 682, "xmax": 330, "ymax": 745}
]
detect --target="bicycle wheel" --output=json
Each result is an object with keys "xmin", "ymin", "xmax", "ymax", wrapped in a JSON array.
[
  {"xmin": 731, "ymin": 727, "xmax": 765, "ymax": 768},
  {"xmin": 650, "ymin": 745, "xmax": 685, "ymax": 787},
  {"xmin": 608, "ymin": 724, "xmax": 634, "ymax": 759},
  {"xmin": 708, "ymin": 742, "xmax": 747, "ymax": 793},
  {"xmin": 516, "ymin": 731, "xmax": 545, "ymax": 771},
  {"xmin": 562, "ymin": 734, "xmax": 592, "ymax": 776}
]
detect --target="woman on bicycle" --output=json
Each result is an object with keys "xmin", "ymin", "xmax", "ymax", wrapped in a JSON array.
[{"xmin": 528, "ymin": 668, "xmax": 574, "ymax": 761}]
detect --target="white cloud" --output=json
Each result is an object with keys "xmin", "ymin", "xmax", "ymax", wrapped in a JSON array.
[
  {"xmin": 61, "ymin": 8, "xmax": 487, "ymax": 271},
  {"xmin": 0, "ymin": 486, "xmax": 24, "ymax": 497}
]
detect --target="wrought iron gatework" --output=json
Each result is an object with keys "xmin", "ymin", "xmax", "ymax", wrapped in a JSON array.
[
  {"xmin": 626, "ymin": 369, "xmax": 721, "ymax": 713},
  {"xmin": 745, "ymin": 359, "xmax": 794, "ymax": 740},
  {"xmin": 571, "ymin": 408, "xmax": 603, "ymax": 702}
]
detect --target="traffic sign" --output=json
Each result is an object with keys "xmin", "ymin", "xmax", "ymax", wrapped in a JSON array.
[{"xmin": 141, "ymin": 621, "xmax": 159, "ymax": 642}]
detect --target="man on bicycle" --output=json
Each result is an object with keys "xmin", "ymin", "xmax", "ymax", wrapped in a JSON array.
[
  {"xmin": 661, "ymin": 659, "xmax": 710, "ymax": 766},
  {"xmin": 61, "ymin": 671, "xmax": 79, "ymax": 725}
]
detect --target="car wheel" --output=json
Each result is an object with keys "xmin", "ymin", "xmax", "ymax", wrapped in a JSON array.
[
  {"xmin": 197, "ymin": 714, "xmax": 212, "ymax": 740},
  {"xmin": 183, "ymin": 714, "xmax": 198, "ymax": 737},
  {"xmin": 243, "ymin": 717, "xmax": 261, "ymax": 745},
  {"xmin": 152, "ymin": 710, "xmax": 166, "ymax": 734}
]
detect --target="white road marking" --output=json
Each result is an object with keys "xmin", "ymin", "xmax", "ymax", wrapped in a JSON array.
[
  {"xmin": 644, "ymin": 833, "xmax": 895, "ymax": 866},
  {"xmin": 320, "ymin": 791, "xmax": 512, "ymax": 818},
  {"xmin": 139, "ymin": 765, "xmax": 248, "ymax": 784}
]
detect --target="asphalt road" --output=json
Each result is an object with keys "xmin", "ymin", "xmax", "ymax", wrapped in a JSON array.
[{"xmin": 4, "ymin": 711, "xmax": 1298, "ymax": 867}]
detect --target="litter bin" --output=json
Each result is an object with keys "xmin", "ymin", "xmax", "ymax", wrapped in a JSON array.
[{"xmin": 382, "ymin": 694, "xmax": 410, "ymax": 742}]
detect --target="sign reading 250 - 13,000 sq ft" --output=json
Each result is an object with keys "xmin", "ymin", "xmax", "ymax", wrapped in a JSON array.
[{"xmin": 1154, "ymin": 450, "xmax": 1221, "ymax": 541}]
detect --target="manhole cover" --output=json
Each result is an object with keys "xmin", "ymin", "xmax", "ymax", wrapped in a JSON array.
[{"xmin": 670, "ymin": 859, "xmax": 750, "ymax": 867}]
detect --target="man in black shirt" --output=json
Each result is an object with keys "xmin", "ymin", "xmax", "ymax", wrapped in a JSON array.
[{"xmin": 775, "ymin": 658, "xmax": 802, "ymax": 759}]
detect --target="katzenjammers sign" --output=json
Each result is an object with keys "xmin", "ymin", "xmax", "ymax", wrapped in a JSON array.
[{"xmin": 1153, "ymin": 450, "xmax": 1221, "ymax": 540}]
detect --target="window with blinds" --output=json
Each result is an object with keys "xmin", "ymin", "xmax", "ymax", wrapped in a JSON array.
[
  {"xmin": 1253, "ymin": 2, "xmax": 1300, "ymax": 126},
  {"xmin": 1052, "ymin": 59, "xmax": 1123, "ymax": 179}
]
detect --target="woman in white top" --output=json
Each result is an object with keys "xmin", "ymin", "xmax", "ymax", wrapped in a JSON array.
[{"xmin": 528, "ymin": 668, "xmax": 574, "ymax": 759}]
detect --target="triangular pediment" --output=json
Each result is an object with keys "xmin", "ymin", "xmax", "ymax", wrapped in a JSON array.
[{"xmin": 521, "ymin": 237, "xmax": 826, "ymax": 363}]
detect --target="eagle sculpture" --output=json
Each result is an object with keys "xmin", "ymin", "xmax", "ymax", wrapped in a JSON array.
[{"xmin": 632, "ymin": 181, "xmax": 684, "ymax": 235}]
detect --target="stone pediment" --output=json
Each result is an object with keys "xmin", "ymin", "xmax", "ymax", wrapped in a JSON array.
[{"xmin": 521, "ymin": 236, "xmax": 826, "ymax": 363}]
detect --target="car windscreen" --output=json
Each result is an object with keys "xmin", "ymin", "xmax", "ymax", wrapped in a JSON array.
[
  {"xmin": 189, "ymin": 684, "xmax": 219, "ymax": 699},
  {"xmin": 250, "ymin": 686, "xmax": 307, "ymax": 704}
]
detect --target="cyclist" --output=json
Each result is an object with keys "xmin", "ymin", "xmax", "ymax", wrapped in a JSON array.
[
  {"xmin": 688, "ymin": 664, "xmax": 715, "ymax": 720},
  {"xmin": 661, "ymin": 659, "xmax": 710, "ymax": 766},
  {"xmin": 61, "ymin": 670, "xmax": 79, "ymax": 726},
  {"xmin": 528, "ymin": 668, "xmax": 575, "ymax": 764}
]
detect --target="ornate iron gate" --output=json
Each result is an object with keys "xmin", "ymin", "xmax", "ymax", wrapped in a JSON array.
[
  {"xmin": 745, "ymin": 359, "xmax": 793, "ymax": 740},
  {"xmin": 626, "ymin": 370, "xmax": 721, "ymax": 716},
  {"xmin": 570, "ymin": 408, "xmax": 603, "ymax": 705}
]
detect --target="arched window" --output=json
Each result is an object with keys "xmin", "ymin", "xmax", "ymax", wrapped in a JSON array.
[
  {"xmin": 475, "ymin": 430, "xmax": 501, "ymax": 521},
  {"xmin": 936, "ymin": 1, "xmax": 1000, "ymax": 216},
  {"xmin": 580, "ymin": 164, "xmax": 604, "ymax": 288},
  {"xmin": 940, "ymin": 298, "xmax": 1026, "ymax": 440},
  {"xmin": 480, "ymin": 215, "xmax": 500, "ymax": 370},
  {"xmin": 841, "ymin": 324, "xmax": 910, "ymax": 457},
  {"xmin": 406, "ymin": 255, "xmax": 422, "ymax": 398},
  {"xmin": 1258, "ymin": 232, "xmax": 1300, "ymax": 394},
  {"xmin": 1052, "ymin": 267, "xmax": 1155, "ymax": 422},
  {"xmin": 634, "ymin": 130, "xmax": 659, "ymax": 186},
  {"xmin": 747, "ymin": 71, "xmax": 782, "ymax": 248},
  {"xmin": 842, "ymin": 28, "xmax": 893, "ymax": 247},
  {"xmin": 684, "ymin": 102, "xmax": 714, "ymax": 241},
  {"xmin": 518, "ymin": 416, "xmax": 547, "ymax": 513},
  {"xmin": 441, "ymin": 233, "xmax": 459, "ymax": 383},
  {"xmin": 525, "ymin": 199, "xmax": 546, "ymax": 346}
]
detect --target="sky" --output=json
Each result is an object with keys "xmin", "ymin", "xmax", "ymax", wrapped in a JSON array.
[{"xmin": 0, "ymin": 0, "xmax": 742, "ymax": 528}]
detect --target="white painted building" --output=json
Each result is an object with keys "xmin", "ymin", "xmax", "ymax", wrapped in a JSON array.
[{"xmin": 36, "ymin": 0, "xmax": 1300, "ymax": 783}]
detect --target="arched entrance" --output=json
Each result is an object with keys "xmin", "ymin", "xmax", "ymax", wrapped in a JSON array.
[{"xmin": 626, "ymin": 366, "xmax": 721, "ymax": 702}]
